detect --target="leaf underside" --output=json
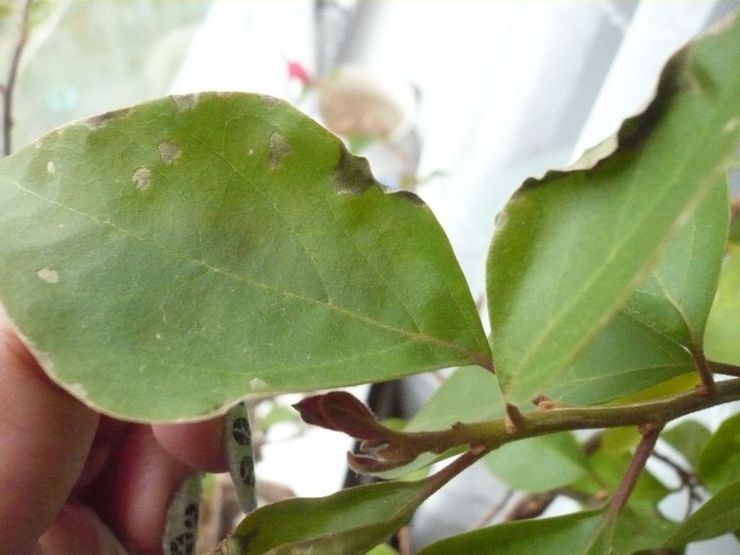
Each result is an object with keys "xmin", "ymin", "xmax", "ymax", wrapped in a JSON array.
[
  {"xmin": 487, "ymin": 17, "xmax": 739, "ymax": 406},
  {"xmin": 0, "ymin": 93, "xmax": 490, "ymax": 421}
]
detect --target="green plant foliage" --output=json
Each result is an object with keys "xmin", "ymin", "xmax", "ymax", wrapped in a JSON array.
[
  {"xmin": 483, "ymin": 432, "xmax": 590, "ymax": 492},
  {"xmin": 698, "ymin": 412, "xmax": 740, "ymax": 492},
  {"xmin": 662, "ymin": 419, "xmax": 712, "ymax": 468},
  {"xmin": 664, "ymin": 481, "xmax": 740, "ymax": 547},
  {"xmin": 705, "ymin": 244, "xmax": 740, "ymax": 364},
  {"xmin": 487, "ymin": 17, "xmax": 739, "ymax": 406},
  {"xmin": 417, "ymin": 504, "xmax": 676, "ymax": 555},
  {"xmin": 220, "ymin": 480, "xmax": 424, "ymax": 554},
  {"xmin": 379, "ymin": 366, "xmax": 504, "ymax": 479},
  {"xmin": 0, "ymin": 92, "xmax": 490, "ymax": 421},
  {"xmin": 365, "ymin": 544, "xmax": 400, "ymax": 555},
  {"xmin": 405, "ymin": 367, "xmax": 504, "ymax": 432}
]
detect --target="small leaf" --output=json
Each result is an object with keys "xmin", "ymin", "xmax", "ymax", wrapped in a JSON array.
[
  {"xmin": 705, "ymin": 244, "xmax": 740, "ymax": 365},
  {"xmin": 221, "ymin": 480, "xmax": 424, "ymax": 554},
  {"xmin": 664, "ymin": 481, "xmax": 740, "ymax": 547},
  {"xmin": 484, "ymin": 432, "xmax": 590, "ymax": 492},
  {"xmin": 0, "ymin": 92, "xmax": 490, "ymax": 421},
  {"xmin": 697, "ymin": 412, "xmax": 740, "ymax": 492},
  {"xmin": 662, "ymin": 420, "xmax": 712, "ymax": 469},
  {"xmin": 487, "ymin": 18, "xmax": 739, "ymax": 406}
]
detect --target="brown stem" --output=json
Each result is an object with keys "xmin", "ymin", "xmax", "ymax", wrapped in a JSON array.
[
  {"xmin": 709, "ymin": 360, "xmax": 740, "ymax": 378},
  {"xmin": 690, "ymin": 346, "xmax": 715, "ymax": 396},
  {"xmin": 2, "ymin": 0, "xmax": 33, "ymax": 156},
  {"xmin": 420, "ymin": 445, "xmax": 491, "ymax": 499},
  {"xmin": 474, "ymin": 489, "xmax": 514, "ymax": 528},
  {"xmin": 589, "ymin": 424, "xmax": 663, "ymax": 551},
  {"xmin": 606, "ymin": 425, "xmax": 662, "ymax": 518},
  {"xmin": 394, "ymin": 378, "xmax": 740, "ymax": 457}
]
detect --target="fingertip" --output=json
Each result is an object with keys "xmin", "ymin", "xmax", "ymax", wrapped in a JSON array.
[
  {"xmin": 111, "ymin": 427, "xmax": 197, "ymax": 553},
  {"xmin": 0, "ymin": 323, "xmax": 99, "ymax": 553},
  {"xmin": 152, "ymin": 418, "xmax": 227, "ymax": 473}
]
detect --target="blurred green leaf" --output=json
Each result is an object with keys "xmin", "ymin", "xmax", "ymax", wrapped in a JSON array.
[
  {"xmin": 571, "ymin": 448, "xmax": 668, "ymax": 504},
  {"xmin": 665, "ymin": 481, "xmax": 740, "ymax": 547},
  {"xmin": 257, "ymin": 403, "xmax": 298, "ymax": 433},
  {"xmin": 487, "ymin": 18, "xmax": 739, "ymax": 406},
  {"xmin": 705, "ymin": 244, "xmax": 740, "ymax": 365},
  {"xmin": 600, "ymin": 427, "xmax": 641, "ymax": 455},
  {"xmin": 662, "ymin": 420, "xmax": 712, "ymax": 469},
  {"xmin": 698, "ymin": 412, "xmax": 740, "ymax": 492},
  {"xmin": 417, "ymin": 503, "xmax": 675, "ymax": 555},
  {"xmin": 0, "ymin": 92, "xmax": 490, "ymax": 421},
  {"xmin": 484, "ymin": 432, "xmax": 590, "ymax": 492},
  {"xmin": 365, "ymin": 544, "xmax": 400, "ymax": 555},
  {"xmin": 222, "ymin": 480, "xmax": 423, "ymax": 554}
]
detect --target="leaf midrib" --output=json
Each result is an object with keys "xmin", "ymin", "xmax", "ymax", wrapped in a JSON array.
[
  {"xmin": 2, "ymin": 175, "xmax": 486, "ymax": 365},
  {"xmin": 504, "ymin": 75, "xmax": 736, "ymax": 395}
]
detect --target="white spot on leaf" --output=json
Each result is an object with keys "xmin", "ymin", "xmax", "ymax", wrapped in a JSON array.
[
  {"xmin": 34, "ymin": 140, "xmax": 42, "ymax": 149},
  {"xmin": 248, "ymin": 378, "xmax": 268, "ymax": 390},
  {"xmin": 132, "ymin": 166, "xmax": 152, "ymax": 191},
  {"xmin": 268, "ymin": 132, "xmax": 289, "ymax": 169},
  {"xmin": 261, "ymin": 94, "xmax": 279, "ymax": 107},
  {"xmin": 172, "ymin": 94, "xmax": 199, "ymax": 111},
  {"xmin": 46, "ymin": 161, "xmax": 56, "ymax": 174},
  {"xmin": 724, "ymin": 117, "xmax": 738, "ymax": 134},
  {"xmin": 158, "ymin": 140, "xmax": 182, "ymax": 165},
  {"xmin": 37, "ymin": 268, "xmax": 59, "ymax": 283}
]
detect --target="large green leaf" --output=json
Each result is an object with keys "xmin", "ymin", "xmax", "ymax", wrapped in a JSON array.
[
  {"xmin": 484, "ymin": 432, "xmax": 590, "ymax": 492},
  {"xmin": 697, "ymin": 412, "xmax": 740, "ymax": 492},
  {"xmin": 220, "ymin": 480, "xmax": 423, "ymax": 554},
  {"xmin": 664, "ymin": 481, "xmax": 740, "ymax": 548},
  {"xmin": 0, "ymin": 93, "xmax": 490, "ymax": 421},
  {"xmin": 487, "ymin": 18, "xmax": 739, "ymax": 406},
  {"xmin": 705, "ymin": 244, "xmax": 740, "ymax": 364},
  {"xmin": 417, "ymin": 504, "xmax": 675, "ymax": 555}
]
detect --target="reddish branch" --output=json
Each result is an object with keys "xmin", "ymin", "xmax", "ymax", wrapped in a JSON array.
[{"xmin": 2, "ymin": 0, "xmax": 33, "ymax": 156}]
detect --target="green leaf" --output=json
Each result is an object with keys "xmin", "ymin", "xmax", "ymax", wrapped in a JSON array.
[
  {"xmin": 662, "ymin": 420, "xmax": 712, "ymax": 469},
  {"xmin": 0, "ymin": 92, "xmax": 490, "ymax": 421},
  {"xmin": 417, "ymin": 505, "xmax": 675, "ymax": 555},
  {"xmin": 405, "ymin": 367, "xmax": 504, "ymax": 432},
  {"xmin": 487, "ymin": 18, "xmax": 739, "ymax": 406},
  {"xmin": 698, "ymin": 412, "xmax": 740, "ymax": 492},
  {"xmin": 484, "ymin": 432, "xmax": 590, "ymax": 492},
  {"xmin": 571, "ymin": 449, "xmax": 669, "ymax": 504},
  {"xmin": 221, "ymin": 480, "xmax": 423, "ymax": 554},
  {"xmin": 365, "ymin": 544, "xmax": 400, "ymax": 555},
  {"xmin": 416, "ymin": 510, "xmax": 603, "ymax": 555},
  {"xmin": 665, "ymin": 481, "xmax": 740, "ymax": 547},
  {"xmin": 705, "ymin": 244, "xmax": 740, "ymax": 364}
]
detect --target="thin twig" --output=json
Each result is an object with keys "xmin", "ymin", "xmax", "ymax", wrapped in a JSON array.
[
  {"xmin": 2, "ymin": 0, "xmax": 33, "ymax": 156},
  {"xmin": 599, "ymin": 424, "xmax": 663, "ymax": 547},
  {"xmin": 474, "ymin": 489, "xmax": 514, "ymax": 528},
  {"xmin": 709, "ymin": 360, "xmax": 740, "ymax": 378},
  {"xmin": 651, "ymin": 450, "xmax": 704, "ymax": 519},
  {"xmin": 691, "ymin": 346, "xmax": 716, "ymax": 396}
]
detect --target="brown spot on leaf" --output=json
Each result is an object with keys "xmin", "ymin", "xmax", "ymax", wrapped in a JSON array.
[{"xmin": 159, "ymin": 140, "xmax": 182, "ymax": 165}]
